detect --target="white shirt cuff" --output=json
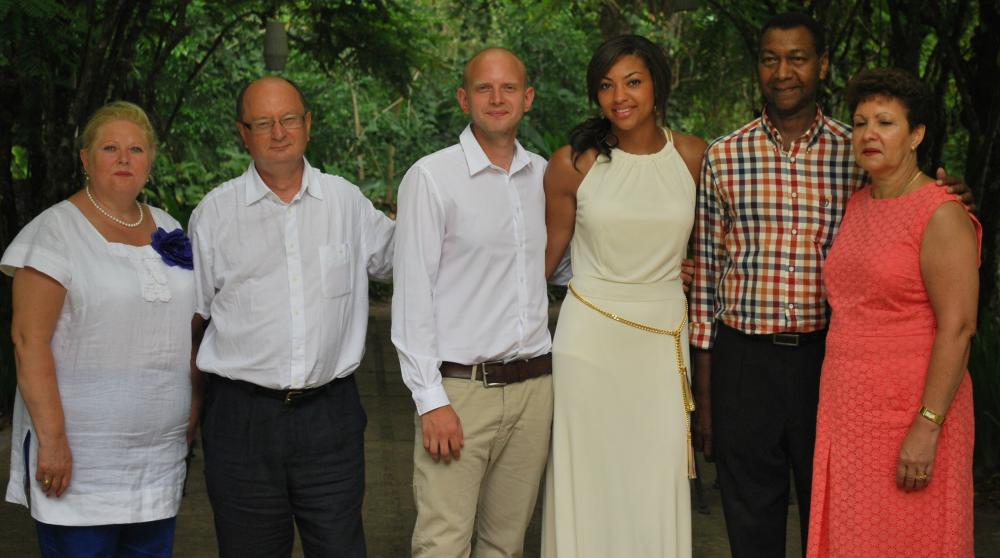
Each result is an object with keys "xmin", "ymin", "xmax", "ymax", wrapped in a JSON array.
[{"xmin": 413, "ymin": 385, "xmax": 451, "ymax": 416}]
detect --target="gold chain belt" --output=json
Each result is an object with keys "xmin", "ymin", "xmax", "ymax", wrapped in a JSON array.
[{"xmin": 568, "ymin": 282, "xmax": 697, "ymax": 479}]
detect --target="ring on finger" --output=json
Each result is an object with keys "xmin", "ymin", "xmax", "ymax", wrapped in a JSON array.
[
  {"xmin": 42, "ymin": 478, "xmax": 52, "ymax": 487},
  {"xmin": 914, "ymin": 471, "xmax": 929, "ymax": 481}
]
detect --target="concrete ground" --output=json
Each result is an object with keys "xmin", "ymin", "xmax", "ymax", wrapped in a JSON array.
[{"xmin": 1, "ymin": 302, "xmax": 998, "ymax": 557}]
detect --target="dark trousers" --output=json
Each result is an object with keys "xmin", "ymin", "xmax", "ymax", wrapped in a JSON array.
[
  {"xmin": 711, "ymin": 325, "xmax": 824, "ymax": 558},
  {"xmin": 202, "ymin": 374, "xmax": 367, "ymax": 558},
  {"xmin": 35, "ymin": 518, "xmax": 176, "ymax": 558}
]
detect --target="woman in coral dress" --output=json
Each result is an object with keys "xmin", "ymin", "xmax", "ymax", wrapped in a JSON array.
[{"xmin": 807, "ymin": 68, "xmax": 980, "ymax": 557}]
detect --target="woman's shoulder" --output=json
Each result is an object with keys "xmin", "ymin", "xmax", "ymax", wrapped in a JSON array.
[
  {"xmin": 1, "ymin": 201, "xmax": 79, "ymax": 281},
  {"xmin": 670, "ymin": 131, "xmax": 708, "ymax": 162},
  {"xmin": 146, "ymin": 205, "xmax": 183, "ymax": 231},
  {"xmin": 547, "ymin": 144, "xmax": 597, "ymax": 184},
  {"xmin": 669, "ymin": 130, "xmax": 708, "ymax": 182},
  {"xmin": 13, "ymin": 201, "xmax": 79, "ymax": 242},
  {"xmin": 543, "ymin": 145, "xmax": 598, "ymax": 198}
]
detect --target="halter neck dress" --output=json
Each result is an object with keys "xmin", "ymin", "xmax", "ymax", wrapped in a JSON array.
[{"xmin": 542, "ymin": 130, "xmax": 695, "ymax": 557}]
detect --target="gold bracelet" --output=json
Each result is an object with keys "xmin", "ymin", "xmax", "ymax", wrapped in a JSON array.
[{"xmin": 918, "ymin": 405, "xmax": 945, "ymax": 425}]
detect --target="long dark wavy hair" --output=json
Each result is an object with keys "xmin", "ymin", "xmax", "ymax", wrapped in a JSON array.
[{"xmin": 569, "ymin": 35, "xmax": 672, "ymax": 167}]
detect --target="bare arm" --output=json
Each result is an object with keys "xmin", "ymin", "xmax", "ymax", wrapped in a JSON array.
[
  {"xmin": 544, "ymin": 146, "xmax": 593, "ymax": 278},
  {"xmin": 188, "ymin": 314, "xmax": 209, "ymax": 446},
  {"xmin": 896, "ymin": 201, "xmax": 979, "ymax": 492},
  {"xmin": 673, "ymin": 132, "xmax": 712, "ymax": 455},
  {"xmin": 11, "ymin": 267, "xmax": 71, "ymax": 497}
]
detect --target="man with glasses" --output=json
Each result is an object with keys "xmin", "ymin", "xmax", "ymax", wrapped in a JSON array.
[{"xmin": 188, "ymin": 76, "xmax": 394, "ymax": 558}]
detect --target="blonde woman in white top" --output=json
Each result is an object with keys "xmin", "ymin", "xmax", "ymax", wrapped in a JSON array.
[{"xmin": 3, "ymin": 101, "xmax": 195, "ymax": 557}]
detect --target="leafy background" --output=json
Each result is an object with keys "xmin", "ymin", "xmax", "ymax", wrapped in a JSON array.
[{"xmin": 1, "ymin": 0, "xmax": 998, "ymax": 493}]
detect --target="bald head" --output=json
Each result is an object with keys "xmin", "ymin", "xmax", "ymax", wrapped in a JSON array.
[
  {"xmin": 236, "ymin": 76, "xmax": 309, "ymax": 122},
  {"xmin": 462, "ymin": 48, "xmax": 528, "ymax": 90}
]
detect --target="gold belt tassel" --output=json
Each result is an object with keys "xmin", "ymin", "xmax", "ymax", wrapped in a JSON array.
[{"xmin": 568, "ymin": 283, "xmax": 697, "ymax": 479}]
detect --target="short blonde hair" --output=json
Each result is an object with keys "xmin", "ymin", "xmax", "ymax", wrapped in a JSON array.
[{"xmin": 78, "ymin": 101, "xmax": 158, "ymax": 159}]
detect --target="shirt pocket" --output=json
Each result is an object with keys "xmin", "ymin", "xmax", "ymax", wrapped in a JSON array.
[{"xmin": 319, "ymin": 243, "xmax": 353, "ymax": 298}]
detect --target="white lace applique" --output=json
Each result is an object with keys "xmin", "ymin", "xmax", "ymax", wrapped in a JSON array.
[
  {"xmin": 139, "ymin": 257, "xmax": 172, "ymax": 302},
  {"xmin": 108, "ymin": 244, "xmax": 173, "ymax": 303}
]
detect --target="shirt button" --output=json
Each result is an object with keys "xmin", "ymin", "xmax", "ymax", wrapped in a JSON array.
[
  {"xmin": 790, "ymin": 157, "xmax": 796, "ymax": 164},
  {"xmin": 788, "ymin": 266, "xmax": 795, "ymax": 272},
  {"xmin": 791, "ymin": 229, "xmax": 798, "ymax": 236},
  {"xmin": 791, "ymin": 192, "xmax": 798, "ymax": 198},
  {"xmin": 788, "ymin": 303, "xmax": 796, "ymax": 310}
]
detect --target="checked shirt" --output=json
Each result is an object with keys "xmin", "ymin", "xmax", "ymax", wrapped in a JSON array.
[{"xmin": 690, "ymin": 107, "xmax": 865, "ymax": 350}]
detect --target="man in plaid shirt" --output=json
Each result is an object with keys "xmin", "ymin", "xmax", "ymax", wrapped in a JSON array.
[{"xmin": 690, "ymin": 12, "xmax": 969, "ymax": 557}]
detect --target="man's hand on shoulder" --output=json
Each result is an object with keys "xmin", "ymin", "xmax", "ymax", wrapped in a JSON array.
[
  {"xmin": 935, "ymin": 167, "xmax": 977, "ymax": 212},
  {"xmin": 420, "ymin": 405, "xmax": 464, "ymax": 464}
]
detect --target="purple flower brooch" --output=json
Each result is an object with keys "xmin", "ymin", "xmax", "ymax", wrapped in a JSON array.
[{"xmin": 151, "ymin": 227, "xmax": 193, "ymax": 270}]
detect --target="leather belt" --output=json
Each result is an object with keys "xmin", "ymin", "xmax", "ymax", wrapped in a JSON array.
[
  {"xmin": 440, "ymin": 353, "xmax": 552, "ymax": 387},
  {"xmin": 722, "ymin": 324, "xmax": 826, "ymax": 347},
  {"xmin": 212, "ymin": 374, "xmax": 348, "ymax": 405}
]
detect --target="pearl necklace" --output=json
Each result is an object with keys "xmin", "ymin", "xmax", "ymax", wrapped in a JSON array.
[{"xmin": 85, "ymin": 184, "xmax": 144, "ymax": 228}]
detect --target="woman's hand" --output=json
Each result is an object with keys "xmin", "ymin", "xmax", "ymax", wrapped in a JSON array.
[
  {"xmin": 36, "ymin": 435, "xmax": 73, "ymax": 497},
  {"xmin": 895, "ymin": 418, "xmax": 940, "ymax": 492}
]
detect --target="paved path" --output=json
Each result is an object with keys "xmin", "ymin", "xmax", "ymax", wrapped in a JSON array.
[{"xmin": 2, "ymin": 302, "xmax": 998, "ymax": 557}]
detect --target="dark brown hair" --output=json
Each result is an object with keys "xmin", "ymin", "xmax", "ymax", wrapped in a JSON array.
[{"xmin": 845, "ymin": 67, "xmax": 932, "ymax": 130}]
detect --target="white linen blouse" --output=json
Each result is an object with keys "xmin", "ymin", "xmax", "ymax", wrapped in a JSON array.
[{"xmin": 1, "ymin": 201, "xmax": 194, "ymax": 525}]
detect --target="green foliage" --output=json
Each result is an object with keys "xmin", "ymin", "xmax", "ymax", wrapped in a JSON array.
[
  {"xmin": 1, "ymin": 0, "xmax": 998, "ymax": 486},
  {"xmin": 146, "ymin": 147, "xmax": 252, "ymax": 227},
  {"xmin": 10, "ymin": 147, "xmax": 28, "ymax": 180}
]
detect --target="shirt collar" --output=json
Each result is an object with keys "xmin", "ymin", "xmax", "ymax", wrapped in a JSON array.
[
  {"xmin": 760, "ymin": 105, "xmax": 826, "ymax": 149},
  {"xmin": 244, "ymin": 158, "xmax": 324, "ymax": 206},
  {"xmin": 458, "ymin": 124, "xmax": 533, "ymax": 177}
]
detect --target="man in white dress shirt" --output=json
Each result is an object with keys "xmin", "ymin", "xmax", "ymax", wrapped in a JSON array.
[
  {"xmin": 392, "ymin": 48, "xmax": 553, "ymax": 557},
  {"xmin": 189, "ymin": 76, "xmax": 394, "ymax": 558}
]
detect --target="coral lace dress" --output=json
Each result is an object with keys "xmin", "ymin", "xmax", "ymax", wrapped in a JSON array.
[{"xmin": 807, "ymin": 183, "xmax": 981, "ymax": 557}]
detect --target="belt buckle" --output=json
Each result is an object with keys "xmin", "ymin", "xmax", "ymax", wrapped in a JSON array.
[
  {"xmin": 772, "ymin": 333, "xmax": 800, "ymax": 347},
  {"xmin": 284, "ymin": 389, "xmax": 305, "ymax": 404},
  {"xmin": 481, "ymin": 361, "xmax": 507, "ymax": 388}
]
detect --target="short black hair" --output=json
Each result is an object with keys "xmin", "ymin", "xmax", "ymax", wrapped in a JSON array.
[
  {"xmin": 236, "ymin": 76, "xmax": 310, "ymax": 122},
  {"xmin": 760, "ymin": 12, "xmax": 827, "ymax": 56},
  {"xmin": 845, "ymin": 67, "xmax": 932, "ymax": 131}
]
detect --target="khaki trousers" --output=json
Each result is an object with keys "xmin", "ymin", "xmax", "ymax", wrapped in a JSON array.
[{"xmin": 412, "ymin": 374, "xmax": 553, "ymax": 558}]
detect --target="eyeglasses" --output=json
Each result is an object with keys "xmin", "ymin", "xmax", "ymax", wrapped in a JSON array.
[{"xmin": 240, "ymin": 114, "xmax": 307, "ymax": 134}]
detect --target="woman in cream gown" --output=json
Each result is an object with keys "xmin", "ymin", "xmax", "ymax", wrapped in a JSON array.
[{"xmin": 542, "ymin": 35, "xmax": 707, "ymax": 557}]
